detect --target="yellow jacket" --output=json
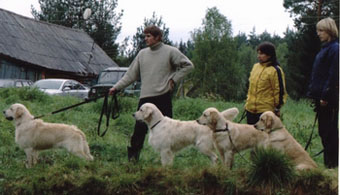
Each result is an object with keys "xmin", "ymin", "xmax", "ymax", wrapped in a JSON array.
[{"xmin": 245, "ymin": 62, "xmax": 287, "ymax": 114}]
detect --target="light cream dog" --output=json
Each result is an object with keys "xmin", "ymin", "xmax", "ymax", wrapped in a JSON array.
[
  {"xmin": 3, "ymin": 103, "xmax": 93, "ymax": 168},
  {"xmin": 133, "ymin": 103, "xmax": 238, "ymax": 166},
  {"xmin": 197, "ymin": 107, "xmax": 269, "ymax": 169},
  {"xmin": 254, "ymin": 111, "xmax": 317, "ymax": 170}
]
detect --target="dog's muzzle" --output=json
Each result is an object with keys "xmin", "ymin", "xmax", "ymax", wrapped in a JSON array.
[
  {"xmin": 5, "ymin": 116, "xmax": 13, "ymax": 121},
  {"xmin": 3, "ymin": 111, "xmax": 13, "ymax": 121},
  {"xmin": 253, "ymin": 125, "xmax": 264, "ymax": 131},
  {"xmin": 196, "ymin": 120, "xmax": 205, "ymax": 125}
]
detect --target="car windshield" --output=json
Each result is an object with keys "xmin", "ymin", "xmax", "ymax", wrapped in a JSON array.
[
  {"xmin": 33, "ymin": 80, "xmax": 63, "ymax": 89},
  {"xmin": 97, "ymin": 71, "xmax": 126, "ymax": 84},
  {"xmin": 0, "ymin": 80, "xmax": 15, "ymax": 87}
]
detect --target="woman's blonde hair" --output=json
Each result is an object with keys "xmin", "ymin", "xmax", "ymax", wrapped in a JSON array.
[{"xmin": 316, "ymin": 17, "xmax": 339, "ymax": 39}]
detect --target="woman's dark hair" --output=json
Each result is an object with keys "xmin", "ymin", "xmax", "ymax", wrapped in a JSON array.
[
  {"xmin": 257, "ymin": 42, "xmax": 279, "ymax": 66},
  {"xmin": 144, "ymin": 25, "xmax": 163, "ymax": 40}
]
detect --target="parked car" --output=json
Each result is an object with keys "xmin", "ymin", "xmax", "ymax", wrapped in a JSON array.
[
  {"xmin": 32, "ymin": 79, "xmax": 89, "ymax": 99},
  {"xmin": 88, "ymin": 67, "xmax": 140, "ymax": 99},
  {"xmin": 0, "ymin": 79, "xmax": 33, "ymax": 88}
]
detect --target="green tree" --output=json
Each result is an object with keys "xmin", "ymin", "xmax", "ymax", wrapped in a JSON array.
[
  {"xmin": 178, "ymin": 40, "xmax": 194, "ymax": 59},
  {"xmin": 31, "ymin": 0, "xmax": 123, "ymax": 59},
  {"xmin": 190, "ymin": 7, "xmax": 246, "ymax": 100}
]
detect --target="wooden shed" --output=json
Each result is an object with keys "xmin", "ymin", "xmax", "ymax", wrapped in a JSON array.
[{"xmin": 0, "ymin": 8, "xmax": 118, "ymax": 84}]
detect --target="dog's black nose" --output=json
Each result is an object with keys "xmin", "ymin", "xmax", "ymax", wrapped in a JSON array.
[
  {"xmin": 132, "ymin": 114, "xmax": 135, "ymax": 117},
  {"xmin": 2, "ymin": 110, "xmax": 5, "ymax": 114}
]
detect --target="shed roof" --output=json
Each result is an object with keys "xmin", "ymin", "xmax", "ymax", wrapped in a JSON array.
[{"xmin": 0, "ymin": 8, "xmax": 118, "ymax": 75}]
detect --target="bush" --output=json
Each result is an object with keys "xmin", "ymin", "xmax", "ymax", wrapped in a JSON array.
[
  {"xmin": 247, "ymin": 147, "xmax": 296, "ymax": 189},
  {"xmin": 0, "ymin": 87, "xmax": 50, "ymax": 103}
]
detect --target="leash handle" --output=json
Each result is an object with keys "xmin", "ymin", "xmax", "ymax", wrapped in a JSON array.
[{"xmin": 97, "ymin": 92, "xmax": 120, "ymax": 137}]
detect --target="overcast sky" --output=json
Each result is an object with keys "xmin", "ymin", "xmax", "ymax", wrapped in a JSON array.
[{"xmin": 0, "ymin": 0, "xmax": 295, "ymax": 44}]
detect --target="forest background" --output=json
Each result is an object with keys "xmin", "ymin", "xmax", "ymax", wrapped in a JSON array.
[{"xmin": 31, "ymin": 0, "xmax": 339, "ymax": 100}]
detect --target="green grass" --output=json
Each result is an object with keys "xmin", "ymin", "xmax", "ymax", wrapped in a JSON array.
[{"xmin": 0, "ymin": 88, "xmax": 337, "ymax": 194}]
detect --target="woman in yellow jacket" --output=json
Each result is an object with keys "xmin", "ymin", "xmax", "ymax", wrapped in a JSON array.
[{"xmin": 245, "ymin": 42, "xmax": 287, "ymax": 124}]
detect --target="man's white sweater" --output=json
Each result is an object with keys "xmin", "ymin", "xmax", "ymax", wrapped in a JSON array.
[{"xmin": 114, "ymin": 42, "xmax": 194, "ymax": 98}]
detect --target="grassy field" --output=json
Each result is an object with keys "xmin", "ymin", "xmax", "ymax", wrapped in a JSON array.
[{"xmin": 0, "ymin": 88, "xmax": 337, "ymax": 194}]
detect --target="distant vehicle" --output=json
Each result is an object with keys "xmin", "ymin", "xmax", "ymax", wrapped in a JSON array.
[
  {"xmin": 33, "ymin": 79, "xmax": 89, "ymax": 99},
  {"xmin": 88, "ymin": 67, "xmax": 140, "ymax": 98},
  {"xmin": 0, "ymin": 79, "xmax": 33, "ymax": 88}
]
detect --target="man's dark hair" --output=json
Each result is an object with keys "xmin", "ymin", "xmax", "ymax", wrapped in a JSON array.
[
  {"xmin": 257, "ymin": 42, "xmax": 279, "ymax": 66},
  {"xmin": 144, "ymin": 25, "xmax": 163, "ymax": 40}
]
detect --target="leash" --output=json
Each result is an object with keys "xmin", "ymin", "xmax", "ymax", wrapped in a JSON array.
[
  {"xmin": 34, "ymin": 92, "xmax": 120, "ymax": 137},
  {"xmin": 304, "ymin": 112, "xmax": 318, "ymax": 151},
  {"xmin": 34, "ymin": 94, "xmax": 106, "ymax": 119},
  {"xmin": 97, "ymin": 93, "xmax": 120, "ymax": 137},
  {"xmin": 237, "ymin": 109, "xmax": 247, "ymax": 123},
  {"xmin": 214, "ymin": 126, "xmax": 251, "ymax": 165},
  {"xmin": 313, "ymin": 149, "xmax": 324, "ymax": 157}
]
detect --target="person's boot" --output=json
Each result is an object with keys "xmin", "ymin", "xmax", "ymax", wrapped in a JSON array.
[{"xmin": 127, "ymin": 146, "xmax": 140, "ymax": 162}]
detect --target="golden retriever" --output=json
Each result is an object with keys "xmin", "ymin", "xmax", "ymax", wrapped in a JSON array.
[
  {"xmin": 197, "ymin": 107, "xmax": 269, "ymax": 169},
  {"xmin": 254, "ymin": 111, "xmax": 317, "ymax": 170},
  {"xmin": 133, "ymin": 103, "xmax": 238, "ymax": 166},
  {"xmin": 3, "ymin": 103, "xmax": 93, "ymax": 168}
]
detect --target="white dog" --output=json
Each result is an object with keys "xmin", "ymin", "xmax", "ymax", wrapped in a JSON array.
[
  {"xmin": 254, "ymin": 111, "xmax": 317, "ymax": 170},
  {"xmin": 133, "ymin": 103, "xmax": 218, "ymax": 166},
  {"xmin": 197, "ymin": 107, "xmax": 269, "ymax": 169},
  {"xmin": 3, "ymin": 103, "xmax": 93, "ymax": 168},
  {"xmin": 133, "ymin": 103, "xmax": 239, "ymax": 166}
]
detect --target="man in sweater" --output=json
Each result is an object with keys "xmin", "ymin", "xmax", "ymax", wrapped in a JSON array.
[{"xmin": 109, "ymin": 25, "xmax": 194, "ymax": 162}]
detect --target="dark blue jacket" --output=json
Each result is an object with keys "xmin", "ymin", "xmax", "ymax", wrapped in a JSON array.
[{"xmin": 307, "ymin": 39, "xmax": 339, "ymax": 104}]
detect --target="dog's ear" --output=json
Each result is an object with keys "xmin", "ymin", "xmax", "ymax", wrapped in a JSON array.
[
  {"xmin": 15, "ymin": 106, "xmax": 24, "ymax": 119},
  {"xmin": 210, "ymin": 111, "xmax": 218, "ymax": 128},
  {"xmin": 265, "ymin": 115, "xmax": 273, "ymax": 129},
  {"xmin": 143, "ymin": 106, "xmax": 153, "ymax": 120},
  {"xmin": 212, "ymin": 111, "xmax": 227, "ymax": 130}
]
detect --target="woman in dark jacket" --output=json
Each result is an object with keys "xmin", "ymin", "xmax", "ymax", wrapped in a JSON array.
[{"xmin": 307, "ymin": 17, "xmax": 339, "ymax": 168}]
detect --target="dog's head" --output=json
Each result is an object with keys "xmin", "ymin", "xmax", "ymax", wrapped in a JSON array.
[
  {"xmin": 133, "ymin": 103, "xmax": 163, "ymax": 125},
  {"xmin": 254, "ymin": 111, "xmax": 281, "ymax": 133},
  {"xmin": 197, "ymin": 107, "xmax": 227, "ymax": 131},
  {"xmin": 3, "ymin": 103, "xmax": 30, "ymax": 121}
]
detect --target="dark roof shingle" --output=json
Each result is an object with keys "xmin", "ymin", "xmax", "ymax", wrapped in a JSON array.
[{"xmin": 0, "ymin": 8, "xmax": 118, "ymax": 75}]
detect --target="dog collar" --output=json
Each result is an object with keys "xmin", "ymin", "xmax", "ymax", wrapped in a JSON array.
[
  {"xmin": 150, "ymin": 120, "xmax": 162, "ymax": 129},
  {"xmin": 269, "ymin": 126, "xmax": 284, "ymax": 133},
  {"xmin": 214, "ymin": 125, "xmax": 229, "ymax": 133}
]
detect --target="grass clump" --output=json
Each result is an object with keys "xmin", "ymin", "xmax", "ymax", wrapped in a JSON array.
[{"xmin": 247, "ymin": 147, "xmax": 296, "ymax": 190}]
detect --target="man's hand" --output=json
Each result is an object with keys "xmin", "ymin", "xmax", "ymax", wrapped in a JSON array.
[
  {"xmin": 274, "ymin": 108, "xmax": 281, "ymax": 117},
  {"xmin": 320, "ymin": 99, "xmax": 328, "ymax": 106},
  {"xmin": 169, "ymin": 79, "xmax": 175, "ymax": 91},
  {"xmin": 109, "ymin": 87, "xmax": 116, "ymax": 95}
]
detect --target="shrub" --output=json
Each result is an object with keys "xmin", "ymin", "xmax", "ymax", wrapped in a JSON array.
[
  {"xmin": 247, "ymin": 147, "xmax": 296, "ymax": 189},
  {"xmin": 0, "ymin": 87, "xmax": 50, "ymax": 103}
]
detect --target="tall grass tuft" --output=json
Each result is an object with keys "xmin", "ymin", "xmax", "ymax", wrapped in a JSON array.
[
  {"xmin": 247, "ymin": 147, "xmax": 296, "ymax": 190},
  {"xmin": 293, "ymin": 169, "xmax": 338, "ymax": 195}
]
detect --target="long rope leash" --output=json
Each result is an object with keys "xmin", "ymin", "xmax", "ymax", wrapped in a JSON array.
[
  {"xmin": 237, "ymin": 109, "xmax": 247, "ymax": 123},
  {"xmin": 304, "ymin": 112, "xmax": 318, "ymax": 151},
  {"xmin": 34, "ymin": 94, "xmax": 106, "ymax": 119},
  {"xmin": 33, "ymin": 92, "xmax": 120, "ymax": 137},
  {"xmin": 214, "ymin": 126, "xmax": 251, "ymax": 165}
]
